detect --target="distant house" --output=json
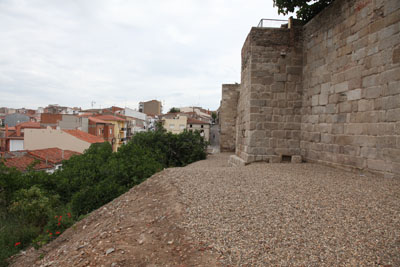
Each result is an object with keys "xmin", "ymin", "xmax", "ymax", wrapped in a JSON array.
[
  {"xmin": 0, "ymin": 122, "xmax": 42, "ymax": 152},
  {"xmin": 139, "ymin": 100, "xmax": 162, "ymax": 116},
  {"xmin": 4, "ymin": 113, "xmax": 30, "ymax": 127},
  {"xmin": 45, "ymin": 104, "xmax": 81, "ymax": 115},
  {"xmin": 180, "ymin": 106, "xmax": 212, "ymax": 123},
  {"xmin": 118, "ymin": 107, "xmax": 147, "ymax": 121},
  {"xmin": 27, "ymin": 147, "xmax": 80, "ymax": 172},
  {"xmin": 17, "ymin": 121, "xmax": 42, "ymax": 130},
  {"xmin": 160, "ymin": 114, "xmax": 210, "ymax": 141},
  {"xmin": 102, "ymin": 106, "xmax": 124, "ymax": 114},
  {"xmin": 88, "ymin": 117, "xmax": 115, "ymax": 148},
  {"xmin": 24, "ymin": 127, "xmax": 104, "ymax": 153},
  {"xmin": 3, "ymin": 155, "xmax": 53, "ymax": 172},
  {"xmin": 40, "ymin": 113, "xmax": 62, "ymax": 127},
  {"xmin": 146, "ymin": 115, "xmax": 158, "ymax": 131},
  {"xmin": 94, "ymin": 115, "xmax": 126, "ymax": 151},
  {"xmin": 2, "ymin": 147, "xmax": 80, "ymax": 173},
  {"xmin": 117, "ymin": 107, "xmax": 148, "ymax": 133},
  {"xmin": 40, "ymin": 113, "xmax": 89, "ymax": 132},
  {"xmin": 3, "ymin": 130, "xmax": 24, "ymax": 151},
  {"xmin": 187, "ymin": 118, "xmax": 210, "ymax": 141},
  {"xmin": 162, "ymin": 115, "xmax": 187, "ymax": 135}
]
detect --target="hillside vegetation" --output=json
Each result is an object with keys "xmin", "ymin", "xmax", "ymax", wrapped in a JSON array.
[{"xmin": 0, "ymin": 128, "xmax": 208, "ymax": 266}]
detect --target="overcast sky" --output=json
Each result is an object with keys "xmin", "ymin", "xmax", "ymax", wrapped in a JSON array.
[{"xmin": 0, "ymin": 0, "xmax": 291, "ymax": 112}]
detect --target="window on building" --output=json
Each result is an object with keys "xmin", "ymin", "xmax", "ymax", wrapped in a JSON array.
[
  {"xmin": 201, "ymin": 125, "xmax": 204, "ymax": 128},
  {"xmin": 169, "ymin": 124, "xmax": 175, "ymax": 129},
  {"xmin": 98, "ymin": 129, "xmax": 101, "ymax": 135},
  {"xmin": 179, "ymin": 124, "xmax": 185, "ymax": 129},
  {"xmin": 190, "ymin": 124, "xmax": 192, "ymax": 128}
]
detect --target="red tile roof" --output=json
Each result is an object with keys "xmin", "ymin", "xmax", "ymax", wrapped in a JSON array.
[
  {"xmin": 78, "ymin": 113, "xmax": 94, "ymax": 118},
  {"xmin": 3, "ymin": 127, "xmax": 16, "ymax": 131},
  {"xmin": 187, "ymin": 118, "xmax": 210, "ymax": 125},
  {"xmin": 95, "ymin": 115, "xmax": 126, "ymax": 122},
  {"xmin": 3, "ymin": 155, "xmax": 53, "ymax": 171},
  {"xmin": 89, "ymin": 117, "xmax": 110, "ymax": 124},
  {"xmin": 28, "ymin": 148, "xmax": 80, "ymax": 164},
  {"xmin": 16, "ymin": 121, "xmax": 42, "ymax": 129},
  {"xmin": 7, "ymin": 132, "xmax": 24, "ymax": 138},
  {"xmin": 64, "ymin": 129, "xmax": 105, "ymax": 144},
  {"xmin": 115, "ymin": 114, "xmax": 128, "ymax": 119},
  {"xmin": 111, "ymin": 106, "xmax": 123, "ymax": 113}
]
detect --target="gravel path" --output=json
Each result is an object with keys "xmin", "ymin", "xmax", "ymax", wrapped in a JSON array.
[
  {"xmin": 171, "ymin": 153, "xmax": 400, "ymax": 266},
  {"xmin": 10, "ymin": 153, "xmax": 400, "ymax": 266}
]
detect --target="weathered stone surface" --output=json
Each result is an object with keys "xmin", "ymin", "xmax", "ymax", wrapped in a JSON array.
[
  {"xmin": 220, "ymin": 84, "xmax": 240, "ymax": 152},
  {"xmin": 228, "ymin": 155, "xmax": 246, "ymax": 166},
  {"xmin": 220, "ymin": 0, "xmax": 399, "ymax": 177},
  {"xmin": 346, "ymin": 89, "xmax": 362, "ymax": 101},
  {"xmin": 291, "ymin": 155, "xmax": 302, "ymax": 163}
]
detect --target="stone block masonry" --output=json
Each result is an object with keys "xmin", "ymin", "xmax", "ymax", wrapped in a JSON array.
[
  {"xmin": 229, "ymin": 24, "xmax": 304, "ymax": 163},
  {"xmin": 220, "ymin": 84, "xmax": 240, "ymax": 152},
  {"xmin": 220, "ymin": 0, "xmax": 400, "ymax": 178}
]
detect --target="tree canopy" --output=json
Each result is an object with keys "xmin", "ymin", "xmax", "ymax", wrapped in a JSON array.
[
  {"xmin": 274, "ymin": 0, "xmax": 334, "ymax": 22},
  {"xmin": 0, "ymin": 128, "xmax": 208, "ymax": 266},
  {"xmin": 168, "ymin": 107, "xmax": 180, "ymax": 113}
]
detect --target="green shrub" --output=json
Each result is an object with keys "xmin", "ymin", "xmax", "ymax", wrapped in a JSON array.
[
  {"xmin": 0, "ymin": 217, "xmax": 39, "ymax": 267},
  {"xmin": 71, "ymin": 179, "xmax": 125, "ymax": 216},
  {"xmin": 0, "ymin": 127, "xmax": 208, "ymax": 265},
  {"xmin": 8, "ymin": 186, "xmax": 57, "ymax": 228}
]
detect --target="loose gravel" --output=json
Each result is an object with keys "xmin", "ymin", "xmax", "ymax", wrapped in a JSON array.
[
  {"xmin": 171, "ymin": 153, "xmax": 400, "ymax": 266},
  {"xmin": 11, "ymin": 153, "xmax": 400, "ymax": 266}
]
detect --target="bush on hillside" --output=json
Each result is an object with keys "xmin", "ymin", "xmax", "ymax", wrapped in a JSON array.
[{"xmin": 0, "ymin": 128, "xmax": 208, "ymax": 266}]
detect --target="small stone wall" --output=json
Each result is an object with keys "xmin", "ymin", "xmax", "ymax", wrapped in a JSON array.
[{"xmin": 220, "ymin": 84, "xmax": 240, "ymax": 152}]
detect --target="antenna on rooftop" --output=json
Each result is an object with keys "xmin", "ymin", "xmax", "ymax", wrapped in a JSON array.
[{"xmin": 91, "ymin": 101, "xmax": 96, "ymax": 108}]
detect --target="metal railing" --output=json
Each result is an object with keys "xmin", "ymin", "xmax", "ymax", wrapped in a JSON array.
[{"xmin": 257, "ymin": 18, "xmax": 287, "ymax": 28}]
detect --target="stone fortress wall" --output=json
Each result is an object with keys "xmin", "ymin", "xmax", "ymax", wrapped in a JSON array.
[
  {"xmin": 219, "ymin": 84, "xmax": 240, "ymax": 152},
  {"xmin": 220, "ymin": 0, "xmax": 400, "ymax": 178}
]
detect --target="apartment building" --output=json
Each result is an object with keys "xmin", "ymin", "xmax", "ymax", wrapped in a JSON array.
[
  {"xmin": 139, "ymin": 100, "xmax": 162, "ymax": 116},
  {"xmin": 95, "ymin": 115, "xmax": 127, "ymax": 151}
]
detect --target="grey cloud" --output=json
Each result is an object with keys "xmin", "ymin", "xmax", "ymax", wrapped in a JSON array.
[{"xmin": 0, "ymin": 0, "xmax": 290, "ymax": 111}]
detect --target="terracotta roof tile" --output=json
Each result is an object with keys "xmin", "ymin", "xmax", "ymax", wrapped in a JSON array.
[
  {"xmin": 28, "ymin": 148, "xmax": 80, "ymax": 164},
  {"xmin": 78, "ymin": 113, "xmax": 94, "ymax": 118},
  {"xmin": 95, "ymin": 115, "xmax": 126, "ymax": 122},
  {"xmin": 16, "ymin": 121, "xmax": 42, "ymax": 129},
  {"xmin": 88, "ymin": 117, "xmax": 110, "ymax": 124},
  {"xmin": 64, "ymin": 129, "xmax": 105, "ymax": 144},
  {"xmin": 187, "ymin": 118, "xmax": 210, "ymax": 124},
  {"xmin": 7, "ymin": 132, "xmax": 24, "ymax": 138},
  {"xmin": 4, "ymin": 127, "xmax": 16, "ymax": 131},
  {"xmin": 3, "ymin": 156, "xmax": 53, "ymax": 171}
]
